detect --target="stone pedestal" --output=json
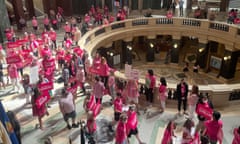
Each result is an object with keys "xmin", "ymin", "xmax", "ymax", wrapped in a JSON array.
[
  {"xmin": 0, "ymin": 0, "xmax": 10, "ymax": 42},
  {"xmin": 12, "ymin": 0, "xmax": 25, "ymax": 30}
]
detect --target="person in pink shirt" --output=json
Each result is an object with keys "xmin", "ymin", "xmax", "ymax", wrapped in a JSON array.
[
  {"xmin": 49, "ymin": 28, "xmax": 57, "ymax": 49},
  {"xmin": 99, "ymin": 57, "xmax": 111, "ymax": 87},
  {"xmin": 166, "ymin": 10, "xmax": 173, "ymax": 18},
  {"xmin": 43, "ymin": 15, "xmax": 50, "ymax": 30},
  {"xmin": 145, "ymin": 69, "xmax": 156, "ymax": 107},
  {"xmin": 126, "ymin": 105, "xmax": 144, "ymax": 144},
  {"xmin": 232, "ymin": 126, "xmax": 240, "ymax": 144},
  {"xmin": 158, "ymin": 77, "xmax": 168, "ymax": 113},
  {"xmin": 113, "ymin": 92, "xmax": 123, "ymax": 122},
  {"xmin": 115, "ymin": 113, "xmax": 128, "ymax": 144},
  {"xmin": 7, "ymin": 64, "xmax": 20, "ymax": 92},
  {"xmin": 86, "ymin": 110, "xmax": 97, "ymax": 142},
  {"xmin": 76, "ymin": 65, "xmax": 85, "ymax": 93},
  {"xmin": 63, "ymin": 22, "xmax": 71, "ymax": 35},
  {"xmin": 161, "ymin": 121, "xmax": 176, "ymax": 144},
  {"xmin": 126, "ymin": 79, "xmax": 140, "ymax": 113},
  {"xmin": 90, "ymin": 5, "xmax": 96, "ymax": 15},
  {"xmin": 203, "ymin": 111, "xmax": 223, "ymax": 144},
  {"xmin": 104, "ymin": 5, "xmax": 109, "ymax": 16},
  {"xmin": 188, "ymin": 85, "xmax": 199, "ymax": 119},
  {"xmin": 32, "ymin": 16, "xmax": 38, "ymax": 33},
  {"xmin": 182, "ymin": 119, "xmax": 195, "ymax": 144},
  {"xmin": 92, "ymin": 76, "xmax": 105, "ymax": 104},
  {"xmin": 108, "ymin": 70, "xmax": 116, "ymax": 100}
]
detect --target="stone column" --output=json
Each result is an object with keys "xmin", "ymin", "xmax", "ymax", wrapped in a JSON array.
[
  {"xmin": 220, "ymin": 0, "xmax": 229, "ymax": 12},
  {"xmin": 138, "ymin": 0, "xmax": 143, "ymax": 13},
  {"xmin": 146, "ymin": 35, "xmax": 156, "ymax": 62},
  {"xmin": 170, "ymin": 39, "xmax": 180, "ymax": 64},
  {"xmin": 25, "ymin": 0, "xmax": 35, "ymax": 18},
  {"xmin": 12, "ymin": 0, "xmax": 25, "ymax": 30},
  {"xmin": 0, "ymin": 0, "xmax": 10, "ymax": 42},
  {"xmin": 61, "ymin": 0, "xmax": 73, "ymax": 16},
  {"xmin": 42, "ymin": 0, "xmax": 50, "ymax": 15},
  {"xmin": 197, "ymin": 42, "xmax": 208, "ymax": 69}
]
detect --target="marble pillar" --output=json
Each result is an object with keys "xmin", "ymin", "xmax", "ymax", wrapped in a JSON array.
[
  {"xmin": 220, "ymin": 0, "xmax": 229, "ymax": 12},
  {"xmin": 12, "ymin": 0, "xmax": 25, "ymax": 30},
  {"xmin": 25, "ymin": 0, "xmax": 35, "ymax": 18},
  {"xmin": 0, "ymin": 0, "xmax": 10, "ymax": 42}
]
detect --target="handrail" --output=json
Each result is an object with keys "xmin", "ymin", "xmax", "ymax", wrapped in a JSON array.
[{"xmin": 78, "ymin": 17, "xmax": 240, "ymax": 106}]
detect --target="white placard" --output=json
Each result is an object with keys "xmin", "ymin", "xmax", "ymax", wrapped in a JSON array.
[
  {"xmin": 131, "ymin": 69, "xmax": 140, "ymax": 80},
  {"xmin": 113, "ymin": 54, "xmax": 120, "ymax": 65},
  {"xmin": 125, "ymin": 64, "xmax": 132, "ymax": 79},
  {"xmin": 30, "ymin": 65, "xmax": 39, "ymax": 84}
]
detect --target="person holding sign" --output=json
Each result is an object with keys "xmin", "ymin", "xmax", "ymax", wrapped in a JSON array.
[
  {"xmin": 126, "ymin": 79, "xmax": 140, "ymax": 114},
  {"xmin": 196, "ymin": 93, "xmax": 214, "ymax": 133},
  {"xmin": 203, "ymin": 111, "xmax": 223, "ymax": 144},
  {"xmin": 31, "ymin": 87, "xmax": 48, "ymax": 130}
]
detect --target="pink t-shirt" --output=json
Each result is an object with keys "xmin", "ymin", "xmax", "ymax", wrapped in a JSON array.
[
  {"xmin": 87, "ymin": 119, "xmax": 97, "ymax": 133},
  {"xmin": 93, "ymin": 81, "xmax": 105, "ymax": 98},
  {"xmin": 43, "ymin": 18, "xmax": 49, "ymax": 25},
  {"xmin": 149, "ymin": 75, "xmax": 156, "ymax": 88},
  {"xmin": 114, "ymin": 98, "xmax": 122, "ymax": 112},
  {"xmin": 108, "ymin": 76, "xmax": 115, "ymax": 87},
  {"xmin": 204, "ymin": 120, "xmax": 223, "ymax": 141},
  {"xmin": 32, "ymin": 19, "xmax": 38, "ymax": 27},
  {"xmin": 127, "ymin": 80, "xmax": 139, "ymax": 98},
  {"xmin": 127, "ymin": 111, "xmax": 138, "ymax": 129},
  {"xmin": 232, "ymin": 128, "xmax": 240, "ymax": 144},
  {"xmin": 159, "ymin": 85, "xmax": 167, "ymax": 101},
  {"xmin": 99, "ymin": 63, "xmax": 110, "ymax": 76},
  {"xmin": 115, "ymin": 121, "xmax": 127, "ymax": 143},
  {"xmin": 8, "ymin": 64, "xmax": 19, "ymax": 79}
]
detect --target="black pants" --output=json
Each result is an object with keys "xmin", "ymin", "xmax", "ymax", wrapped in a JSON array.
[
  {"xmin": 100, "ymin": 76, "xmax": 108, "ymax": 88},
  {"xmin": 145, "ymin": 87, "xmax": 154, "ymax": 103},
  {"xmin": 178, "ymin": 98, "xmax": 187, "ymax": 112}
]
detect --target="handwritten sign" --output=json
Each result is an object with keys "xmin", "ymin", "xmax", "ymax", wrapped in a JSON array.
[
  {"xmin": 6, "ymin": 55, "xmax": 22, "ymax": 64},
  {"xmin": 125, "ymin": 64, "xmax": 132, "ymax": 79},
  {"xmin": 38, "ymin": 82, "xmax": 54, "ymax": 92},
  {"xmin": 36, "ymin": 93, "xmax": 50, "ymax": 108},
  {"xmin": 6, "ymin": 42, "xmax": 20, "ymax": 49},
  {"xmin": 131, "ymin": 69, "xmax": 140, "ymax": 80},
  {"xmin": 196, "ymin": 104, "xmax": 213, "ymax": 120}
]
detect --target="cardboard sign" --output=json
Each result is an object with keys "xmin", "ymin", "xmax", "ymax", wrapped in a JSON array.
[
  {"xmin": 125, "ymin": 64, "xmax": 132, "ymax": 79},
  {"xmin": 16, "ymin": 39, "xmax": 28, "ymax": 45},
  {"xmin": 6, "ymin": 55, "xmax": 22, "ymax": 64},
  {"xmin": 7, "ymin": 42, "xmax": 20, "ymax": 49},
  {"xmin": 36, "ymin": 92, "xmax": 51, "ymax": 108},
  {"xmin": 38, "ymin": 82, "xmax": 54, "ymax": 92},
  {"xmin": 30, "ymin": 66, "xmax": 39, "ymax": 84},
  {"xmin": 196, "ymin": 104, "xmax": 213, "ymax": 120},
  {"xmin": 67, "ymin": 84, "xmax": 78, "ymax": 95},
  {"xmin": 131, "ymin": 69, "xmax": 140, "ymax": 80}
]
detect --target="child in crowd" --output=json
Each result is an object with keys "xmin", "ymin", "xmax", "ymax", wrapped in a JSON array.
[
  {"xmin": 126, "ymin": 105, "xmax": 144, "ymax": 144},
  {"xmin": 232, "ymin": 126, "xmax": 240, "ymax": 144},
  {"xmin": 182, "ymin": 119, "xmax": 195, "ymax": 144},
  {"xmin": 161, "ymin": 121, "xmax": 176, "ymax": 144},
  {"xmin": 115, "ymin": 113, "xmax": 128, "ymax": 144}
]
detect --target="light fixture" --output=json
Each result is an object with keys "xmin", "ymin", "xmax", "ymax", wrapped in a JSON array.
[
  {"xmin": 127, "ymin": 45, "xmax": 132, "ymax": 50},
  {"xmin": 198, "ymin": 48, "xmax": 205, "ymax": 53},
  {"xmin": 173, "ymin": 43, "xmax": 178, "ymax": 48},
  {"xmin": 224, "ymin": 56, "xmax": 231, "ymax": 61},
  {"xmin": 149, "ymin": 43, "xmax": 154, "ymax": 48},
  {"xmin": 110, "ymin": 52, "xmax": 114, "ymax": 56}
]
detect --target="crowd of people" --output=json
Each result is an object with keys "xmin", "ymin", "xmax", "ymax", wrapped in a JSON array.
[
  {"xmin": 0, "ymin": 4, "xmax": 240, "ymax": 144},
  {"xmin": 227, "ymin": 9, "xmax": 240, "ymax": 24}
]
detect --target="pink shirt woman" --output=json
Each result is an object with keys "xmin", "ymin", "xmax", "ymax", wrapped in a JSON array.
[
  {"xmin": 8, "ymin": 64, "xmax": 19, "ymax": 79},
  {"xmin": 127, "ymin": 79, "xmax": 139, "ymax": 98},
  {"xmin": 115, "ymin": 115, "xmax": 128, "ymax": 144},
  {"xmin": 232, "ymin": 127, "xmax": 240, "ymax": 144}
]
